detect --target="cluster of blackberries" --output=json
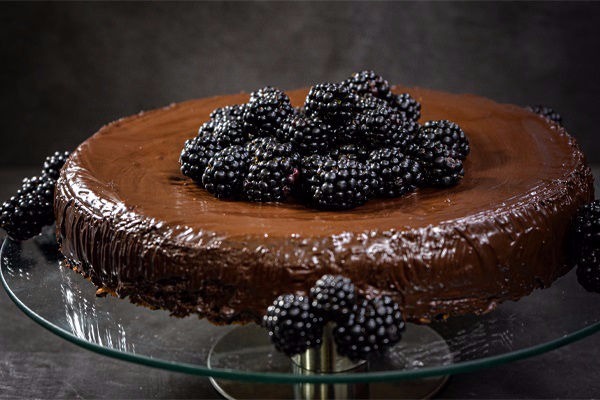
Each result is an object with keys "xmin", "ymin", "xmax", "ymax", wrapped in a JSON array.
[
  {"xmin": 526, "ymin": 105, "xmax": 564, "ymax": 127},
  {"xmin": 180, "ymin": 70, "xmax": 470, "ymax": 210},
  {"xmin": 262, "ymin": 274, "xmax": 405, "ymax": 361},
  {"xmin": 0, "ymin": 151, "xmax": 70, "ymax": 240},
  {"xmin": 570, "ymin": 200, "xmax": 600, "ymax": 292}
]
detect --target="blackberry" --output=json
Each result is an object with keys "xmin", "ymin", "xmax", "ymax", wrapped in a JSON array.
[
  {"xmin": 356, "ymin": 103, "xmax": 411, "ymax": 148},
  {"xmin": 210, "ymin": 104, "xmax": 247, "ymax": 122},
  {"xmin": 310, "ymin": 275, "xmax": 356, "ymax": 322},
  {"xmin": 304, "ymin": 82, "xmax": 359, "ymax": 125},
  {"xmin": 0, "ymin": 191, "xmax": 54, "ymax": 241},
  {"xmin": 179, "ymin": 131, "xmax": 223, "ymax": 182},
  {"xmin": 526, "ymin": 105, "xmax": 563, "ymax": 126},
  {"xmin": 389, "ymin": 93, "xmax": 421, "ymax": 122},
  {"xmin": 212, "ymin": 119, "xmax": 248, "ymax": 146},
  {"xmin": 575, "ymin": 249, "xmax": 600, "ymax": 293},
  {"xmin": 402, "ymin": 119, "xmax": 420, "ymax": 141},
  {"xmin": 571, "ymin": 200, "xmax": 600, "ymax": 249},
  {"xmin": 343, "ymin": 70, "xmax": 391, "ymax": 100},
  {"xmin": 333, "ymin": 296, "xmax": 405, "ymax": 362},
  {"xmin": 296, "ymin": 154, "xmax": 330, "ymax": 199},
  {"xmin": 368, "ymin": 148, "xmax": 424, "ymax": 197},
  {"xmin": 262, "ymin": 294, "xmax": 324, "ymax": 356},
  {"xmin": 306, "ymin": 156, "xmax": 372, "ymax": 210},
  {"xmin": 42, "ymin": 151, "xmax": 71, "ymax": 180},
  {"xmin": 244, "ymin": 86, "xmax": 293, "ymax": 138},
  {"xmin": 426, "ymin": 155, "xmax": 464, "ymax": 187},
  {"xmin": 201, "ymin": 145, "xmax": 249, "ymax": 199},
  {"xmin": 356, "ymin": 94, "xmax": 390, "ymax": 113},
  {"xmin": 328, "ymin": 144, "xmax": 370, "ymax": 162},
  {"xmin": 243, "ymin": 156, "xmax": 299, "ymax": 202},
  {"xmin": 277, "ymin": 115, "xmax": 334, "ymax": 154},
  {"xmin": 20, "ymin": 175, "xmax": 56, "ymax": 202},
  {"xmin": 418, "ymin": 120, "xmax": 469, "ymax": 160}
]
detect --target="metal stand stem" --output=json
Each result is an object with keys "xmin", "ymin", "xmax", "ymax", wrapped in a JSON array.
[{"xmin": 207, "ymin": 323, "xmax": 450, "ymax": 400}]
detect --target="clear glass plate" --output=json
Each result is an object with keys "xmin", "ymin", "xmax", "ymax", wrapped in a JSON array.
[{"xmin": 2, "ymin": 229, "xmax": 600, "ymax": 384}]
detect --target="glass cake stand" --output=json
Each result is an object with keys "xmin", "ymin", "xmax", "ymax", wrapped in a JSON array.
[{"xmin": 3, "ymin": 229, "xmax": 600, "ymax": 399}]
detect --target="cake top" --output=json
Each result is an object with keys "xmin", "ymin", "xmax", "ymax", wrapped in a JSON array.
[{"xmin": 62, "ymin": 85, "xmax": 585, "ymax": 239}]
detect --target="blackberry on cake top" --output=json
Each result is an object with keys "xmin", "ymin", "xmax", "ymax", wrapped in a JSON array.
[
  {"xmin": 343, "ymin": 70, "xmax": 392, "ymax": 100},
  {"xmin": 305, "ymin": 82, "xmax": 359, "ymax": 125},
  {"xmin": 305, "ymin": 156, "xmax": 373, "ymax": 210},
  {"xmin": 201, "ymin": 145, "xmax": 249, "ymax": 199},
  {"xmin": 526, "ymin": 105, "xmax": 563, "ymax": 127},
  {"xmin": 368, "ymin": 148, "xmax": 424, "ymax": 197},
  {"xmin": 243, "ymin": 86, "xmax": 293, "ymax": 138}
]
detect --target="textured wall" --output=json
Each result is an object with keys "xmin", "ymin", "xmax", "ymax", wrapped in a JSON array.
[{"xmin": 1, "ymin": 2, "xmax": 599, "ymax": 165}]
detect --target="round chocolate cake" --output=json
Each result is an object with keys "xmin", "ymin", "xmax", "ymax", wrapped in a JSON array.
[{"xmin": 54, "ymin": 86, "xmax": 594, "ymax": 324}]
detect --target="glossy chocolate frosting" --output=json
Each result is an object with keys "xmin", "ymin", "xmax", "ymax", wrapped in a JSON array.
[{"xmin": 55, "ymin": 87, "xmax": 594, "ymax": 324}]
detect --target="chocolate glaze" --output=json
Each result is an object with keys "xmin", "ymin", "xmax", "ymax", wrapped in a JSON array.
[{"xmin": 54, "ymin": 87, "xmax": 594, "ymax": 324}]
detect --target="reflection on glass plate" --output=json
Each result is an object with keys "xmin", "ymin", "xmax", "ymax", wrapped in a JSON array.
[{"xmin": 2, "ymin": 229, "xmax": 600, "ymax": 384}]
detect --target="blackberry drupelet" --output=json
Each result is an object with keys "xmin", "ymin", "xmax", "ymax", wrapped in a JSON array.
[
  {"xmin": 210, "ymin": 104, "xmax": 247, "ymax": 122},
  {"xmin": 343, "ymin": 70, "xmax": 391, "ymax": 100},
  {"xmin": 243, "ymin": 156, "xmax": 299, "ymax": 202},
  {"xmin": 243, "ymin": 87, "xmax": 293, "ymax": 138},
  {"xmin": 356, "ymin": 103, "xmax": 411, "ymax": 148},
  {"xmin": 278, "ymin": 115, "xmax": 334, "ymax": 154},
  {"xmin": 333, "ymin": 296, "xmax": 405, "ymax": 362},
  {"xmin": 575, "ymin": 249, "xmax": 600, "ymax": 293},
  {"xmin": 306, "ymin": 156, "xmax": 372, "ymax": 210},
  {"xmin": 390, "ymin": 93, "xmax": 421, "ymax": 122},
  {"xmin": 368, "ymin": 148, "xmax": 424, "ymax": 197},
  {"xmin": 42, "ymin": 151, "xmax": 71, "ymax": 180},
  {"xmin": 262, "ymin": 294, "xmax": 324, "ymax": 356},
  {"xmin": 418, "ymin": 120, "xmax": 469, "ymax": 160},
  {"xmin": 201, "ymin": 145, "xmax": 249, "ymax": 199},
  {"xmin": 0, "ymin": 191, "xmax": 54, "ymax": 241},
  {"xmin": 304, "ymin": 82, "xmax": 359, "ymax": 125},
  {"xmin": 526, "ymin": 105, "xmax": 563, "ymax": 126},
  {"xmin": 310, "ymin": 275, "xmax": 356, "ymax": 322}
]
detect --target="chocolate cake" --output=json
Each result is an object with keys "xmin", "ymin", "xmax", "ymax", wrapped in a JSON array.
[{"xmin": 54, "ymin": 86, "xmax": 594, "ymax": 324}]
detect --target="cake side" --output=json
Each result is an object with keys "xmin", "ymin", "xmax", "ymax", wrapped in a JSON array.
[{"xmin": 54, "ymin": 87, "xmax": 594, "ymax": 324}]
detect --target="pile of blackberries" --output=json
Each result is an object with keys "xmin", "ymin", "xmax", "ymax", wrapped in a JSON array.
[
  {"xmin": 0, "ymin": 151, "xmax": 70, "ymax": 240},
  {"xmin": 180, "ymin": 70, "xmax": 470, "ymax": 210},
  {"xmin": 263, "ymin": 274, "xmax": 405, "ymax": 361}
]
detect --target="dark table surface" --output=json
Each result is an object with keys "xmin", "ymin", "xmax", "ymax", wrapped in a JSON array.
[{"xmin": 1, "ymin": 167, "xmax": 599, "ymax": 399}]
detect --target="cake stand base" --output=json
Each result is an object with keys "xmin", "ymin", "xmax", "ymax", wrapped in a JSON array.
[{"xmin": 207, "ymin": 324, "xmax": 450, "ymax": 399}]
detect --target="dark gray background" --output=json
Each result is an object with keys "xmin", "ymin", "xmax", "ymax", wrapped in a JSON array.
[
  {"xmin": 1, "ymin": 1, "xmax": 600, "ymax": 166},
  {"xmin": 2, "ymin": 2, "xmax": 600, "ymax": 399}
]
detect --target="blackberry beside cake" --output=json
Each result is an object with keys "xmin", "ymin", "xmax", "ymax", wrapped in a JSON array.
[{"xmin": 54, "ymin": 84, "xmax": 593, "ymax": 325}]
